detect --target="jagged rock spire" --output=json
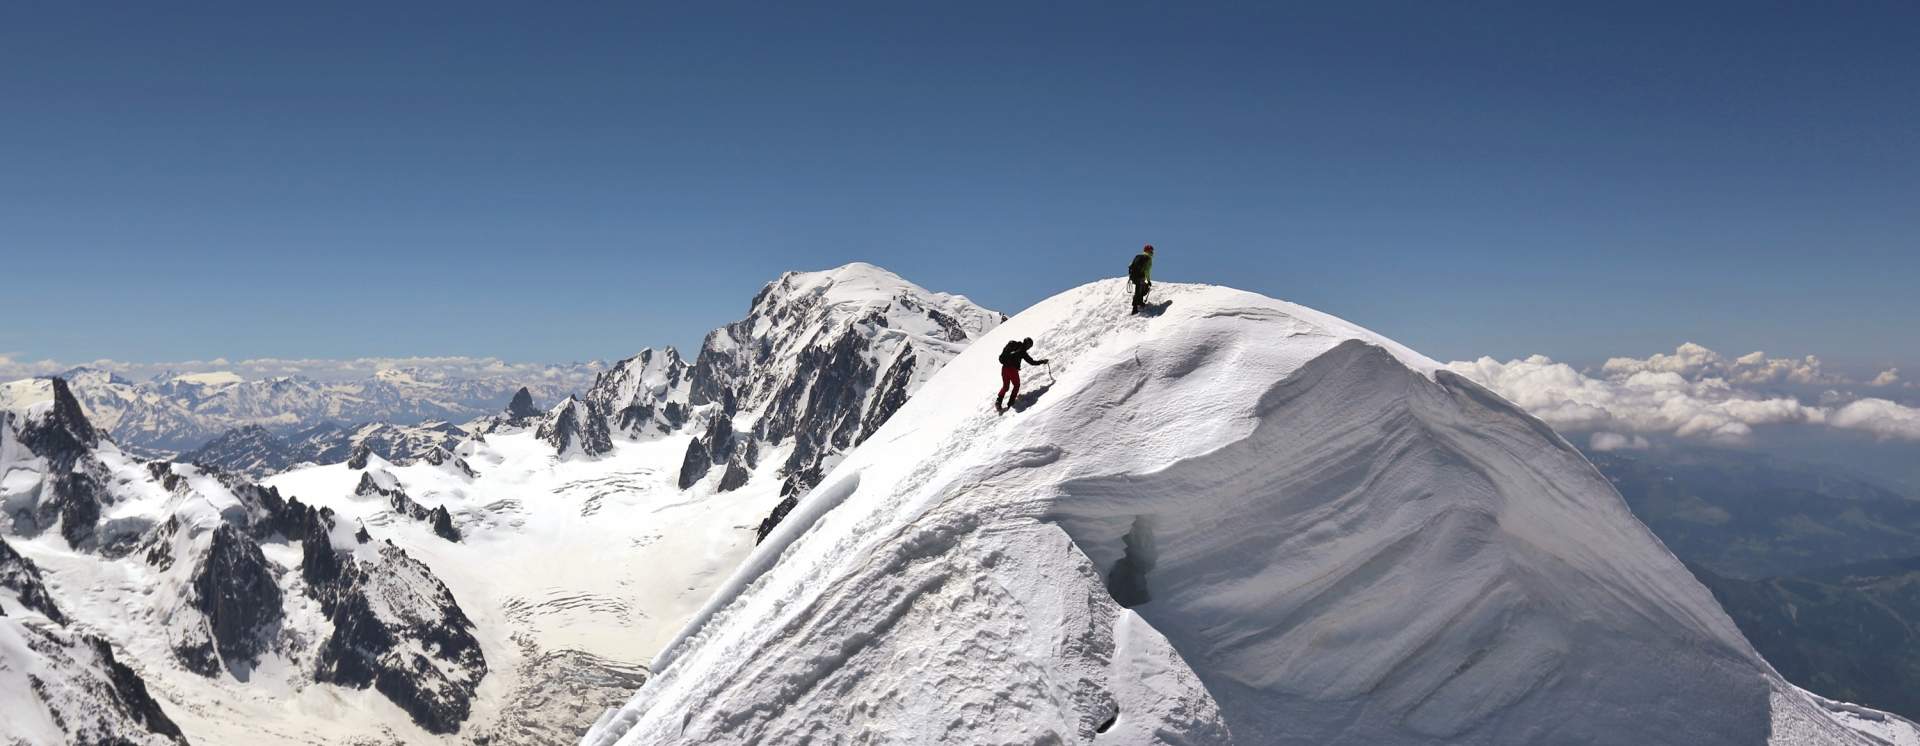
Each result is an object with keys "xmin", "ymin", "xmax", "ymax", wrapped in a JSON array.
[
  {"xmin": 506, "ymin": 387, "xmax": 540, "ymax": 420},
  {"xmin": 21, "ymin": 377, "xmax": 101, "ymax": 471}
]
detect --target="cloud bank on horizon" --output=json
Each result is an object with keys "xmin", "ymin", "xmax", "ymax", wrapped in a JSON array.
[{"xmin": 1447, "ymin": 343, "xmax": 1920, "ymax": 448}]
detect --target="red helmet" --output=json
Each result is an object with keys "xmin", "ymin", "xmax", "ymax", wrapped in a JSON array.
[{"xmin": 1143, "ymin": 244, "xmax": 1155, "ymax": 254}]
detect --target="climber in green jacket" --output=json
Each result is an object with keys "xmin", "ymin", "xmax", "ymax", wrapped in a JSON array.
[{"xmin": 1128, "ymin": 244, "xmax": 1154, "ymax": 314}]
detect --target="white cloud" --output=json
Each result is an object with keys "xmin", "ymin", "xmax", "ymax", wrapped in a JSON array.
[
  {"xmin": 1871, "ymin": 368, "xmax": 1901, "ymax": 387},
  {"xmin": 1600, "ymin": 343, "xmax": 1840, "ymax": 385},
  {"xmin": 1589, "ymin": 432, "xmax": 1651, "ymax": 452},
  {"xmin": 1449, "ymin": 354, "xmax": 1823, "ymax": 445},
  {"xmin": 1448, "ymin": 346, "xmax": 1920, "ymax": 444},
  {"xmin": 1601, "ymin": 342, "xmax": 1723, "ymax": 379},
  {"xmin": 1830, "ymin": 398, "xmax": 1920, "ymax": 441}
]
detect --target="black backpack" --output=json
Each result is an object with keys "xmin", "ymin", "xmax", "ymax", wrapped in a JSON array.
[
  {"xmin": 1128, "ymin": 253, "xmax": 1150, "ymax": 282},
  {"xmin": 999, "ymin": 341, "xmax": 1024, "ymax": 367}
]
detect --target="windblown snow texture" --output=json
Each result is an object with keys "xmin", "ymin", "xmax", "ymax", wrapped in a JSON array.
[{"xmin": 584, "ymin": 280, "xmax": 1908, "ymax": 746}]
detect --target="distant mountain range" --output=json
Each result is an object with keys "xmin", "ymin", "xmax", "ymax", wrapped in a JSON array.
[
  {"xmin": 0, "ymin": 364, "xmax": 600, "ymax": 457},
  {"xmin": 1594, "ymin": 447, "xmax": 1920, "ymax": 723},
  {"xmin": 181, "ymin": 419, "xmax": 470, "ymax": 477}
]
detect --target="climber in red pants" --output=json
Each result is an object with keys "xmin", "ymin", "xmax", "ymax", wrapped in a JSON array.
[{"xmin": 996, "ymin": 337, "xmax": 1048, "ymax": 413}]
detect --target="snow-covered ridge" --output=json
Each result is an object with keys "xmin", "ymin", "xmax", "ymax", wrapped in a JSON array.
[{"xmin": 585, "ymin": 279, "xmax": 1913, "ymax": 745}]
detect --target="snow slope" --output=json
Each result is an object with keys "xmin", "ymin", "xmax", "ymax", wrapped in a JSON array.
[{"xmin": 584, "ymin": 280, "xmax": 1917, "ymax": 745}]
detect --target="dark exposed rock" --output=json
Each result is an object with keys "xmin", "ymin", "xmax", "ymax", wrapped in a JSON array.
[
  {"xmin": 675, "ymin": 266, "xmax": 998, "ymax": 505},
  {"xmin": 677, "ymin": 413, "xmax": 741, "ymax": 490},
  {"xmin": 355, "ymin": 473, "xmax": 462, "ymax": 542},
  {"xmin": 586, "ymin": 348, "xmax": 692, "ymax": 440},
  {"xmin": 704, "ymin": 415, "xmax": 736, "ymax": 462},
  {"xmin": 16, "ymin": 622, "xmax": 188, "ymax": 744},
  {"xmin": 428, "ymin": 506, "xmax": 461, "ymax": 542},
  {"xmin": 536, "ymin": 397, "xmax": 613, "ymax": 458},
  {"xmin": 92, "ymin": 634, "xmax": 189, "ymax": 743},
  {"xmin": 422, "ymin": 446, "xmax": 479, "ymax": 478},
  {"xmin": 313, "ymin": 543, "xmax": 487, "ymax": 735},
  {"xmin": 140, "ymin": 517, "xmax": 182, "ymax": 572},
  {"xmin": 717, "ymin": 457, "xmax": 751, "ymax": 494},
  {"xmin": 177, "ymin": 524, "xmax": 283, "ymax": 677},
  {"xmin": 755, "ymin": 495, "xmax": 799, "ymax": 545},
  {"xmin": 677, "ymin": 436, "xmax": 711, "ymax": 490},
  {"xmin": 45, "ymin": 471, "xmax": 105, "ymax": 550},
  {"xmin": 19, "ymin": 377, "xmax": 102, "ymax": 472},
  {"xmin": 297, "ymin": 508, "xmax": 346, "ymax": 589},
  {"xmin": 0, "ymin": 535, "xmax": 68, "ymax": 624},
  {"xmin": 858, "ymin": 346, "xmax": 918, "ymax": 445},
  {"xmin": 346, "ymin": 443, "xmax": 373, "ymax": 470},
  {"xmin": 506, "ymin": 387, "xmax": 540, "ymax": 420}
]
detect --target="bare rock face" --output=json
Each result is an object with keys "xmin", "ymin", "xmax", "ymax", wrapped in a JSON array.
[
  {"xmin": 677, "ymin": 436, "xmax": 711, "ymax": 490},
  {"xmin": 310, "ymin": 542, "xmax": 487, "ymax": 735},
  {"xmin": 677, "ymin": 413, "xmax": 739, "ymax": 489},
  {"xmin": 4, "ymin": 622, "xmax": 188, "ymax": 745},
  {"xmin": 5, "ymin": 380, "xmax": 118, "ymax": 550},
  {"xmin": 18, "ymin": 377, "xmax": 101, "ymax": 472},
  {"xmin": 677, "ymin": 264, "xmax": 1000, "ymax": 517},
  {"xmin": 717, "ymin": 457, "xmax": 752, "ymax": 493},
  {"xmin": 536, "ymin": 397, "xmax": 613, "ymax": 459},
  {"xmin": 585, "ymin": 348, "xmax": 691, "ymax": 439},
  {"xmin": 175, "ymin": 523, "xmax": 284, "ymax": 677},
  {"xmin": 753, "ymin": 495, "xmax": 798, "ymax": 545},
  {"xmin": 506, "ymin": 386, "xmax": 541, "ymax": 420},
  {"xmin": 346, "ymin": 443, "xmax": 374, "ymax": 470},
  {"xmin": 0, "ymin": 535, "xmax": 67, "ymax": 623}
]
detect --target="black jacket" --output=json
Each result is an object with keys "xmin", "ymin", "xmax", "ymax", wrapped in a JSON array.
[{"xmin": 999, "ymin": 341, "xmax": 1041, "ymax": 369}]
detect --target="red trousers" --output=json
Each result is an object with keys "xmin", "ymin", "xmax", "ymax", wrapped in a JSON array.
[{"xmin": 997, "ymin": 365, "xmax": 1020, "ymax": 404}]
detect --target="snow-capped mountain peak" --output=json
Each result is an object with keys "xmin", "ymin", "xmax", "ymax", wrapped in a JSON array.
[
  {"xmin": 675, "ymin": 262, "xmax": 1002, "ymax": 497},
  {"xmin": 586, "ymin": 349, "xmax": 691, "ymax": 440}
]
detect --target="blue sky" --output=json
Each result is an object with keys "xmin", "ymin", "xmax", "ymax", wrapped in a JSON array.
[{"xmin": 2, "ymin": 2, "xmax": 1914, "ymax": 372}]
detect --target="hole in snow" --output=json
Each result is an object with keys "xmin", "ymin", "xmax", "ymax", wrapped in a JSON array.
[
  {"xmin": 1106, "ymin": 517, "xmax": 1156, "ymax": 608},
  {"xmin": 1096, "ymin": 707, "xmax": 1119, "ymax": 734}
]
